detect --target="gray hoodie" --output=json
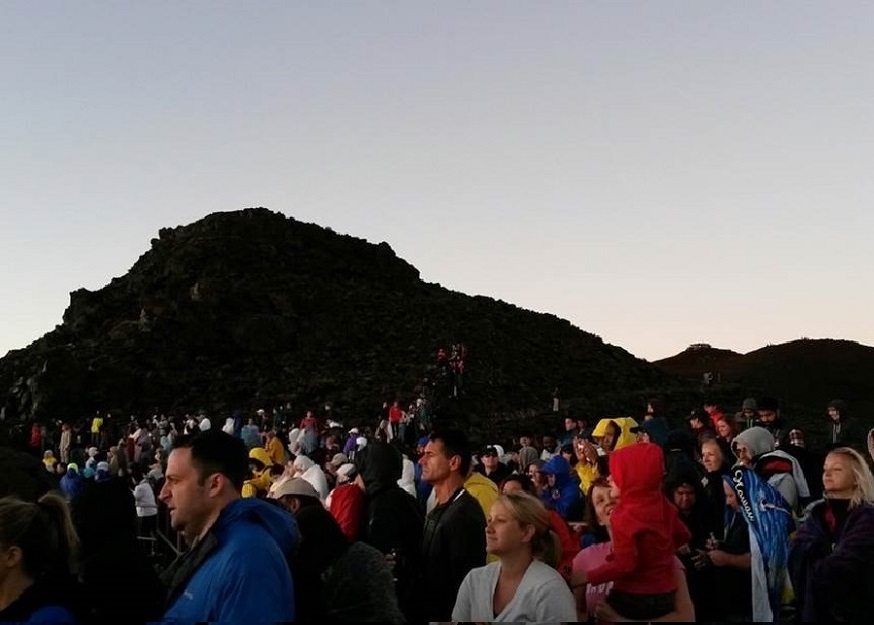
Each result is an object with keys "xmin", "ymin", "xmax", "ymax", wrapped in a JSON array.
[{"xmin": 734, "ymin": 426, "xmax": 808, "ymax": 512}]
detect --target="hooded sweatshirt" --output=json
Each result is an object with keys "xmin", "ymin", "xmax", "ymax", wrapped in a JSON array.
[
  {"xmin": 592, "ymin": 418, "xmax": 638, "ymax": 453},
  {"xmin": 354, "ymin": 442, "xmax": 424, "ymax": 620},
  {"xmin": 587, "ymin": 443, "xmax": 691, "ymax": 595},
  {"xmin": 398, "ymin": 457, "xmax": 416, "ymax": 497},
  {"xmin": 540, "ymin": 455, "xmax": 581, "ymax": 518},
  {"xmin": 59, "ymin": 466, "xmax": 84, "ymax": 501},
  {"xmin": 162, "ymin": 497, "xmax": 299, "ymax": 623},
  {"xmin": 826, "ymin": 400, "xmax": 856, "ymax": 448},
  {"xmin": 734, "ymin": 426, "xmax": 809, "ymax": 512}
]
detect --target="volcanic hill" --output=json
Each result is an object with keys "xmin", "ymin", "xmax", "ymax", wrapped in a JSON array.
[
  {"xmin": 654, "ymin": 339, "xmax": 874, "ymax": 444},
  {"xmin": 0, "ymin": 208, "xmax": 685, "ymax": 440}
]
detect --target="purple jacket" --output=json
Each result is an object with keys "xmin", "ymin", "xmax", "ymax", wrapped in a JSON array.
[{"xmin": 788, "ymin": 501, "xmax": 874, "ymax": 622}]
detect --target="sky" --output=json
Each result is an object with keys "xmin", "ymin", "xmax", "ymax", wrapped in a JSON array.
[{"xmin": 2, "ymin": 2, "xmax": 873, "ymax": 362}]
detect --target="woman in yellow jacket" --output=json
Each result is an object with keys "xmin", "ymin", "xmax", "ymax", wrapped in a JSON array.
[
  {"xmin": 242, "ymin": 447, "xmax": 275, "ymax": 498},
  {"xmin": 590, "ymin": 417, "xmax": 638, "ymax": 454},
  {"xmin": 573, "ymin": 439, "xmax": 600, "ymax": 495}
]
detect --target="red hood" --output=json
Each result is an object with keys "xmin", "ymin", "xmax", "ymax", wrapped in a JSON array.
[{"xmin": 609, "ymin": 442, "xmax": 665, "ymax": 496}]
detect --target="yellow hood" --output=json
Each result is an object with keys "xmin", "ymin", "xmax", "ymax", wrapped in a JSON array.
[
  {"xmin": 611, "ymin": 417, "xmax": 639, "ymax": 450},
  {"xmin": 591, "ymin": 419, "xmax": 613, "ymax": 438},
  {"xmin": 592, "ymin": 417, "xmax": 639, "ymax": 451},
  {"xmin": 248, "ymin": 447, "xmax": 274, "ymax": 468},
  {"xmin": 464, "ymin": 472, "xmax": 499, "ymax": 519}
]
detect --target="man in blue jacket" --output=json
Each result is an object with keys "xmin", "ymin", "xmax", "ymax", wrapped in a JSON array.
[{"xmin": 158, "ymin": 429, "xmax": 299, "ymax": 622}]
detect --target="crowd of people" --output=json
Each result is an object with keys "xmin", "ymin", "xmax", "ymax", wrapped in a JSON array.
[{"xmin": 1, "ymin": 394, "xmax": 873, "ymax": 623}]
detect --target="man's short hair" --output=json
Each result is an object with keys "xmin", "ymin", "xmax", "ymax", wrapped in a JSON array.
[
  {"xmin": 429, "ymin": 429, "xmax": 473, "ymax": 476},
  {"xmin": 172, "ymin": 430, "xmax": 249, "ymax": 491},
  {"xmin": 758, "ymin": 396, "xmax": 780, "ymax": 412}
]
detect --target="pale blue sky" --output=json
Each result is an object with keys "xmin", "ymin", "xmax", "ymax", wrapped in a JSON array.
[{"xmin": 2, "ymin": 2, "xmax": 873, "ymax": 361}]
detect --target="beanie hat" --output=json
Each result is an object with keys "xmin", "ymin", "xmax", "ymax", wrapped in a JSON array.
[{"xmin": 742, "ymin": 397, "xmax": 757, "ymax": 411}]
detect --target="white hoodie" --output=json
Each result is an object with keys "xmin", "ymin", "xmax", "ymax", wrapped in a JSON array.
[{"xmin": 397, "ymin": 457, "xmax": 416, "ymax": 497}]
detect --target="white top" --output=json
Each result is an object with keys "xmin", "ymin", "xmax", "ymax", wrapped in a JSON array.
[
  {"xmin": 133, "ymin": 480, "xmax": 158, "ymax": 517},
  {"xmin": 452, "ymin": 559, "xmax": 577, "ymax": 624}
]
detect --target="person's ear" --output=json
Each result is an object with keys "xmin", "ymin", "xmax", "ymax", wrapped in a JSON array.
[
  {"xmin": 1, "ymin": 545, "xmax": 22, "ymax": 570},
  {"xmin": 448, "ymin": 454, "xmax": 462, "ymax": 473},
  {"xmin": 521, "ymin": 523, "xmax": 536, "ymax": 544},
  {"xmin": 205, "ymin": 472, "xmax": 223, "ymax": 497}
]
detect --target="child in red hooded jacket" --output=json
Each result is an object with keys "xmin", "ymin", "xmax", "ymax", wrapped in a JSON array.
[{"xmin": 571, "ymin": 442, "xmax": 690, "ymax": 621}]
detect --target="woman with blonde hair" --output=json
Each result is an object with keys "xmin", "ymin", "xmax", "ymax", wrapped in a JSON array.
[
  {"xmin": 0, "ymin": 493, "xmax": 82, "ymax": 622},
  {"xmin": 789, "ymin": 446, "xmax": 874, "ymax": 622},
  {"xmin": 451, "ymin": 492, "xmax": 576, "ymax": 622}
]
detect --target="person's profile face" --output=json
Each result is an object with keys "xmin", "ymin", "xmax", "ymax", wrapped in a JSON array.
[{"xmin": 419, "ymin": 440, "xmax": 453, "ymax": 483}]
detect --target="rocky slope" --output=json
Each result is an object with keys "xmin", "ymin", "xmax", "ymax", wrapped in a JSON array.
[{"xmin": 0, "ymin": 208, "xmax": 683, "ymax": 440}]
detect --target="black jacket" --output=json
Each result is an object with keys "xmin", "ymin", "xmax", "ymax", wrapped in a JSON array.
[
  {"xmin": 355, "ymin": 442, "xmax": 424, "ymax": 620},
  {"xmin": 418, "ymin": 487, "xmax": 486, "ymax": 622}
]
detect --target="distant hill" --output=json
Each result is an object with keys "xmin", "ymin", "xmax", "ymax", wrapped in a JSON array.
[
  {"xmin": 652, "ymin": 344, "xmax": 743, "ymax": 380},
  {"xmin": 0, "ymin": 208, "xmax": 686, "ymax": 443},
  {"xmin": 654, "ymin": 339, "xmax": 874, "ymax": 446}
]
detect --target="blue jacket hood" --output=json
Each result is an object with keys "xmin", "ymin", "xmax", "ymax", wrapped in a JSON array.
[
  {"xmin": 214, "ymin": 497, "xmax": 300, "ymax": 555},
  {"xmin": 540, "ymin": 455, "xmax": 580, "ymax": 517},
  {"xmin": 542, "ymin": 454, "xmax": 573, "ymax": 488}
]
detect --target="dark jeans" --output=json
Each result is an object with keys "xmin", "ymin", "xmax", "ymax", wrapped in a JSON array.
[{"xmin": 606, "ymin": 589, "xmax": 674, "ymax": 621}]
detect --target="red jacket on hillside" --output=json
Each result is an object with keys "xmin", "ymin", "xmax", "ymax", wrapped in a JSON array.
[{"xmin": 388, "ymin": 404, "xmax": 403, "ymax": 424}]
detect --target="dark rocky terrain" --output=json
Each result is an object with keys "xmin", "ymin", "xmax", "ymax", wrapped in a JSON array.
[
  {"xmin": 655, "ymin": 339, "xmax": 874, "ymax": 446},
  {"xmin": 0, "ymin": 208, "xmax": 686, "ymax": 441}
]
